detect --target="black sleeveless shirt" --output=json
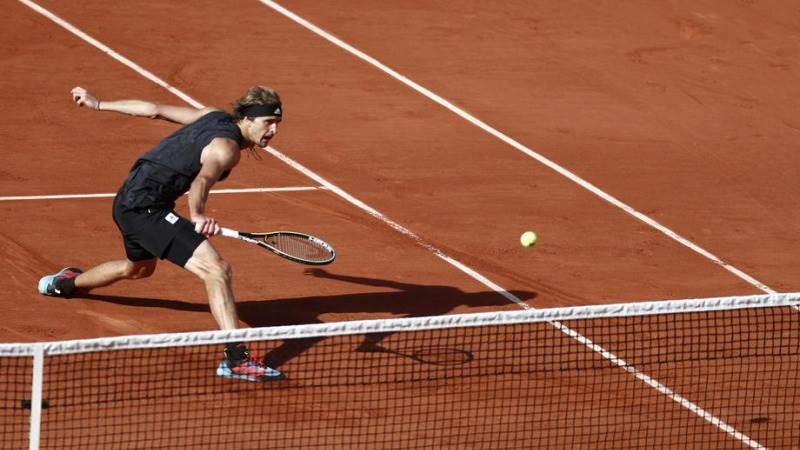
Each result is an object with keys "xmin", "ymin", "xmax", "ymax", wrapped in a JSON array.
[{"xmin": 117, "ymin": 111, "xmax": 244, "ymax": 209}]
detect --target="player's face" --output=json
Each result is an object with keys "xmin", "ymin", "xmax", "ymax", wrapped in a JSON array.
[{"xmin": 250, "ymin": 116, "xmax": 281, "ymax": 147}]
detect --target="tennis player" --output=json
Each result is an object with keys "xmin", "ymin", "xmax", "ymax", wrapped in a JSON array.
[{"xmin": 38, "ymin": 86, "xmax": 284, "ymax": 382}]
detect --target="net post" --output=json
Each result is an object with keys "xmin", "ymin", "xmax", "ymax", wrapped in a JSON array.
[{"xmin": 29, "ymin": 344, "xmax": 44, "ymax": 450}]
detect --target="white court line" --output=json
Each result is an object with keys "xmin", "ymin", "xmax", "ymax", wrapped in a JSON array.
[
  {"xmin": 20, "ymin": 2, "xmax": 767, "ymax": 448},
  {"xmin": 19, "ymin": 1, "xmax": 199, "ymax": 107},
  {"xmin": 258, "ymin": 0, "xmax": 775, "ymax": 296},
  {"xmin": 0, "ymin": 186, "xmax": 323, "ymax": 202}
]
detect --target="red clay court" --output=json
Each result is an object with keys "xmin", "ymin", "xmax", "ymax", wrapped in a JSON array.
[{"xmin": 1, "ymin": 1, "xmax": 799, "ymax": 449}]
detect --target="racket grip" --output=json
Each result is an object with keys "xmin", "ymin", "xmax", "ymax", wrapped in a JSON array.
[{"xmin": 218, "ymin": 227, "xmax": 239, "ymax": 238}]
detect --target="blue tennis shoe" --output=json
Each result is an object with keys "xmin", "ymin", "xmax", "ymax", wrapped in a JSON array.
[{"xmin": 38, "ymin": 267, "xmax": 82, "ymax": 298}]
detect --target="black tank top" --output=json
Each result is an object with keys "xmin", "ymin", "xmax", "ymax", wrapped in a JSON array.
[{"xmin": 117, "ymin": 111, "xmax": 244, "ymax": 209}]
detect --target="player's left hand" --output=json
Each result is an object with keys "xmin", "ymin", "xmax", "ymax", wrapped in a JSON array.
[{"xmin": 71, "ymin": 86, "xmax": 101, "ymax": 110}]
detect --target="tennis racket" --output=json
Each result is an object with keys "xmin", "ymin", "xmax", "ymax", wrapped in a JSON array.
[{"xmin": 219, "ymin": 227, "xmax": 336, "ymax": 265}]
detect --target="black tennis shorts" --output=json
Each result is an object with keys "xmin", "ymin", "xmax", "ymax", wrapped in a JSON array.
[{"xmin": 112, "ymin": 196, "xmax": 206, "ymax": 267}]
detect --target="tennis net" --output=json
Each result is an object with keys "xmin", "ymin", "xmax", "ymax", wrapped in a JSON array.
[{"xmin": 2, "ymin": 292, "xmax": 799, "ymax": 449}]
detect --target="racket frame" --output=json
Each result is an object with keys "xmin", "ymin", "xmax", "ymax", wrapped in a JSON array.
[{"xmin": 220, "ymin": 228, "xmax": 336, "ymax": 265}]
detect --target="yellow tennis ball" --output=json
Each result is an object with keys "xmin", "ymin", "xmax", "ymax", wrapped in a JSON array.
[{"xmin": 520, "ymin": 231, "xmax": 538, "ymax": 247}]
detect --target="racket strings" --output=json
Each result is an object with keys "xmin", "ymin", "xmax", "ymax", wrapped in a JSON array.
[{"xmin": 266, "ymin": 234, "xmax": 332, "ymax": 261}]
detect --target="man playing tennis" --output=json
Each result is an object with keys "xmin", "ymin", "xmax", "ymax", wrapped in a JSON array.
[{"xmin": 38, "ymin": 86, "xmax": 284, "ymax": 382}]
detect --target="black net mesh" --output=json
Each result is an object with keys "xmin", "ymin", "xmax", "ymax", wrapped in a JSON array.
[
  {"xmin": 3, "ymin": 298, "xmax": 800, "ymax": 449},
  {"xmin": 0, "ymin": 355, "xmax": 32, "ymax": 449}
]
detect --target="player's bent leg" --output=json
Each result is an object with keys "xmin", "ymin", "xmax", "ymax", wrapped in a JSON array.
[
  {"xmin": 78, "ymin": 259, "xmax": 157, "ymax": 288},
  {"xmin": 183, "ymin": 241, "xmax": 284, "ymax": 381},
  {"xmin": 38, "ymin": 259, "xmax": 157, "ymax": 298}
]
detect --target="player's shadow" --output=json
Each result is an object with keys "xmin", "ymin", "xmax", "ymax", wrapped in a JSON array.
[
  {"xmin": 81, "ymin": 269, "xmax": 536, "ymax": 369},
  {"xmin": 243, "ymin": 268, "xmax": 535, "ymax": 326},
  {"xmin": 245, "ymin": 269, "xmax": 536, "ymax": 368}
]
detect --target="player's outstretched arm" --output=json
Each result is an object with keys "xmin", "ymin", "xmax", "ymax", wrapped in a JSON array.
[{"xmin": 70, "ymin": 86, "xmax": 218, "ymax": 125}]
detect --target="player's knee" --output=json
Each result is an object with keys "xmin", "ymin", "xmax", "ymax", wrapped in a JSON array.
[
  {"xmin": 123, "ymin": 261, "xmax": 156, "ymax": 280},
  {"xmin": 202, "ymin": 258, "xmax": 232, "ymax": 285},
  {"xmin": 185, "ymin": 243, "xmax": 231, "ymax": 284},
  {"xmin": 217, "ymin": 259, "xmax": 233, "ymax": 284},
  {"xmin": 134, "ymin": 264, "xmax": 156, "ymax": 280}
]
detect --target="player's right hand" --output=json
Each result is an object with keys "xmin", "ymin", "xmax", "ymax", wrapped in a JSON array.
[
  {"xmin": 193, "ymin": 215, "xmax": 221, "ymax": 237},
  {"xmin": 71, "ymin": 86, "xmax": 100, "ymax": 110}
]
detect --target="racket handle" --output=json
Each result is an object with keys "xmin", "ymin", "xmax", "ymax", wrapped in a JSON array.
[{"xmin": 218, "ymin": 227, "xmax": 239, "ymax": 238}]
